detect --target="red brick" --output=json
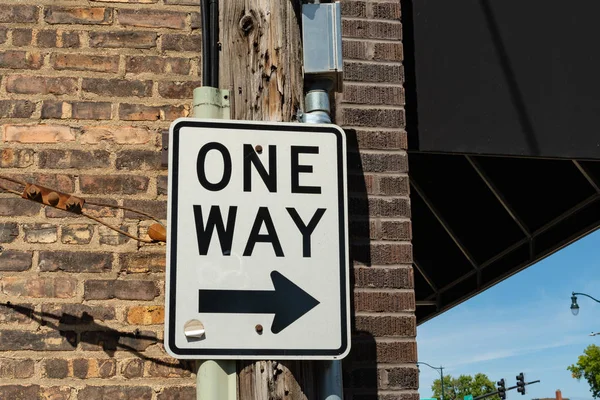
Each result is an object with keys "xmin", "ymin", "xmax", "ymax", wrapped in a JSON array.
[
  {"xmin": 123, "ymin": 199, "xmax": 167, "ymax": 220},
  {"xmin": 350, "ymin": 339, "xmax": 417, "ymax": 363},
  {"xmin": 341, "ymin": 1, "xmax": 367, "ymax": 18},
  {"xmin": 190, "ymin": 12, "xmax": 200, "ymax": 29},
  {"xmin": 158, "ymin": 81, "xmax": 202, "ymax": 99},
  {"xmin": 80, "ymin": 330, "xmax": 157, "ymax": 351},
  {"xmin": 0, "ymin": 303, "xmax": 34, "ymax": 324},
  {"xmin": 23, "ymin": 223, "xmax": 58, "ymax": 244},
  {"xmin": 354, "ymin": 315, "xmax": 416, "ymax": 336},
  {"xmin": 0, "ymin": 51, "xmax": 42, "ymax": 69},
  {"xmin": 39, "ymin": 251, "xmax": 112, "ymax": 273},
  {"xmin": 121, "ymin": 359, "xmax": 144, "ymax": 378},
  {"xmin": 343, "ymin": 40, "xmax": 368, "ymax": 60},
  {"xmin": 158, "ymin": 175, "xmax": 168, "ymax": 195},
  {"xmin": 162, "ymin": 34, "xmax": 202, "ymax": 52},
  {"xmin": 126, "ymin": 306, "xmax": 164, "ymax": 325},
  {"xmin": 354, "ymin": 291, "xmax": 415, "ymax": 312},
  {"xmin": 0, "ymin": 330, "xmax": 77, "ymax": 350},
  {"xmin": 373, "ymin": 42, "xmax": 404, "ymax": 62},
  {"xmin": 61, "ymin": 224, "xmax": 94, "ymax": 245},
  {"xmin": 89, "ymin": 31, "xmax": 157, "ymax": 49},
  {"xmin": 37, "ymin": 30, "xmax": 57, "ymax": 47},
  {"xmin": 119, "ymin": 252, "xmax": 165, "ymax": 273},
  {"xmin": 80, "ymin": 175, "xmax": 149, "ymax": 195},
  {"xmin": 0, "ymin": 223, "xmax": 19, "ymax": 243},
  {"xmin": 118, "ymin": 9, "xmax": 187, "ymax": 29},
  {"xmin": 6, "ymin": 75, "xmax": 78, "ymax": 95},
  {"xmin": 0, "ymin": 28, "xmax": 7, "ymax": 44},
  {"xmin": 0, "ymin": 251, "xmax": 32, "ymax": 272},
  {"xmin": 0, "ymin": 5, "xmax": 38, "ymax": 23},
  {"xmin": 384, "ymin": 367, "xmax": 419, "ymax": 389},
  {"xmin": 61, "ymin": 31, "xmax": 81, "ymax": 48},
  {"xmin": 373, "ymin": 197, "xmax": 410, "ymax": 218},
  {"xmin": 344, "ymin": 61, "xmax": 403, "ymax": 83},
  {"xmin": 6, "ymin": 173, "xmax": 74, "ymax": 193},
  {"xmin": 147, "ymin": 359, "xmax": 192, "ymax": 378},
  {"xmin": 352, "ymin": 242, "xmax": 412, "ymax": 265},
  {"xmin": 126, "ymin": 56, "xmax": 191, "ymax": 75},
  {"xmin": 0, "ymin": 100, "xmax": 35, "ymax": 118},
  {"xmin": 0, "ymin": 386, "xmax": 38, "ymax": 399},
  {"xmin": 0, "ymin": 359, "xmax": 35, "ymax": 379},
  {"xmin": 82, "ymin": 78, "xmax": 152, "ymax": 98},
  {"xmin": 78, "ymin": 386, "xmax": 152, "ymax": 400},
  {"xmin": 343, "ymin": 19, "xmax": 402, "ymax": 40},
  {"xmin": 116, "ymin": 150, "xmax": 163, "ymax": 170},
  {"xmin": 371, "ymin": 2, "xmax": 401, "ymax": 20},
  {"xmin": 84, "ymin": 280, "xmax": 159, "ymax": 300},
  {"xmin": 378, "ymin": 176, "xmax": 409, "ymax": 196},
  {"xmin": 4, "ymin": 125, "xmax": 76, "ymax": 143},
  {"xmin": 44, "ymin": 358, "xmax": 116, "ymax": 379},
  {"xmin": 99, "ymin": 224, "xmax": 132, "ymax": 246},
  {"xmin": 41, "ymin": 303, "xmax": 116, "ymax": 324},
  {"xmin": 51, "ymin": 53, "xmax": 119, "ymax": 73},
  {"xmin": 80, "ymin": 126, "xmax": 155, "ymax": 145},
  {"xmin": 157, "ymin": 387, "xmax": 196, "ymax": 400},
  {"xmin": 2, "ymin": 276, "xmax": 77, "ymax": 298},
  {"xmin": 354, "ymin": 129, "xmax": 407, "ymax": 150},
  {"xmin": 354, "ymin": 267, "xmax": 414, "ymax": 289},
  {"xmin": 119, "ymin": 103, "xmax": 188, "ymax": 121},
  {"xmin": 93, "ymin": 0, "xmax": 158, "ymax": 3},
  {"xmin": 164, "ymin": 0, "xmax": 200, "ymax": 4},
  {"xmin": 41, "ymin": 101, "xmax": 112, "ymax": 120},
  {"xmin": 380, "ymin": 220, "xmax": 411, "ymax": 240},
  {"xmin": 12, "ymin": 29, "xmax": 33, "ymax": 46},
  {"xmin": 0, "ymin": 198, "xmax": 41, "ymax": 217},
  {"xmin": 342, "ymin": 107, "xmax": 405, "ymax": 128},
  {"xmin": 39, "ymin": 149, "xmax": 111, "ymax": 169},
  {"xmin": 343, "ymin": 84, "xmax": 404, "ymax": 105},
  {"xmin": 45, "ymin": 7, "xmax": 112, "ymax": 25},
  {"xmin": 1, "ymin": 148, "xmax": 34, "ymax": 168}
]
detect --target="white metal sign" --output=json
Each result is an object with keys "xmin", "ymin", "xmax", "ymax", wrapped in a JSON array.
[{"xmin": 165, "ymin": 118, "xmax": 350, "ymax": 360}]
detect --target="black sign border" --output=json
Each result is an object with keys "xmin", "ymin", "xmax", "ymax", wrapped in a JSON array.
[{"xmin": 167, "ymin": 119, "xmax": 349, "ymax": 358}]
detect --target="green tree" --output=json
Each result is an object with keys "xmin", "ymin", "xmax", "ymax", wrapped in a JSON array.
[
  {"xmin": 568, "ymin": 344, "xmax": 600, "ymax": 398},
  {"xmin": 431, "ymin": 373, "xmax": 499, "ymax": 400}
]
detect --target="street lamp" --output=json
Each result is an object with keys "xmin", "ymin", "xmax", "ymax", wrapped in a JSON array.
[
  {"xmin": 417, "ymin": 361, "xmax": 445, "ymax": 400},
  {"xmin": 570, "ymin": 292, "xmax": 600, "ymax": 316}
]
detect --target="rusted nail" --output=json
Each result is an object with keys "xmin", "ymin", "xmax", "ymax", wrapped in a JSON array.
[
  {"xmin": 255, "ymin": 145, "xmax": 263, "ymax": 154},
  {"xmin": 47, "ymin": 192, "xmax": 60, "ymax": 206},
  {"xmin": 255, "ymin": 324, "xmax": 263, "ymax": 334}
]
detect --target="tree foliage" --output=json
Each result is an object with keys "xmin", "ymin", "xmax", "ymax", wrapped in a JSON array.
[
  {"xmin": 568, "ymin": 344, "xmax": 600, "ymax": 398},
  {"xmin": 431, "ymin": 373, "xmax": 499, "ymax": 400}
]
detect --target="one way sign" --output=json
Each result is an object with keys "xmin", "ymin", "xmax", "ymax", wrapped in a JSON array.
[{"xmin": 165, "ymin": 118, "xmax": 350, "ymax": 360}]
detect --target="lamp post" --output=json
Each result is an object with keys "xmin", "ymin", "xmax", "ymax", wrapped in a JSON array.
[
  {"xmin": 417, "ymin": 361, "xmax": 445, "ymax": 400},
  {"xmin": 570, "ymin": 292, "xmax": 600, "ymax": 315}
]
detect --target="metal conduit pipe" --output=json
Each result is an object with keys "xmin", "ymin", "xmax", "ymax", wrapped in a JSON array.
[
  {"xmin": 200, "ymin": 0, "xmax": 212, "ymax": 87},
  {"xmin": 302, "ymin": 78, "xmax": 344, "ymax": 400}
]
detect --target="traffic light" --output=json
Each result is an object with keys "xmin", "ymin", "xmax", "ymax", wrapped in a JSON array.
[
  {"xmin": 497, "ymin": 378, "xmax": 506, "ymax": 400},
  {"xmin": 516, "ymin": 373, "xmax": 525, "ymax": 395}
]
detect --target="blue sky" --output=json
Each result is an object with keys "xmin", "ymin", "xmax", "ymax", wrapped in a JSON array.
[{"xmin": 417, "ymin": 229, "xmax": 600, "ymax": 400}]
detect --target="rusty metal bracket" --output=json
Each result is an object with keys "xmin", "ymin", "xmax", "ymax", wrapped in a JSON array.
[{"xmin": 22, "ymin": 183, "xmax": 85, "ymax": 214}]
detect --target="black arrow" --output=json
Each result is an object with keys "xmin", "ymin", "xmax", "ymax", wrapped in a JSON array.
[{"xmin": 198, "ymin": 271, "xmax": 320, "ymax": 334}]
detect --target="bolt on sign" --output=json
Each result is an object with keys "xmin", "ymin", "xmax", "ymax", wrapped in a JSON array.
[{"xmin": 165, "ymin": 118, "xmax": 350, "ymax": 360}]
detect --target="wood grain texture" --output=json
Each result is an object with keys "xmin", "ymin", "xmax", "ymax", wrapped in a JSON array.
[
  {"xmin": 220, "ymin": 0, "xmax": 303, "ymax": 122},
  {"xmin": 220, "ymin": 1, "xmax": 316, "ymax": 399}
]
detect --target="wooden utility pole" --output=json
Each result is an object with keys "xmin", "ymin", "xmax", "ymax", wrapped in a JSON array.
[{"xmin": 220, "ymin": 1, "xmax": 318, "ymax": 399}]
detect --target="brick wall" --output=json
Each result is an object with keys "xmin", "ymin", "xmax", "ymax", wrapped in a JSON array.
[{"xmin": 0, "ymin": 0, "xmax": 416, "ymax": 399}]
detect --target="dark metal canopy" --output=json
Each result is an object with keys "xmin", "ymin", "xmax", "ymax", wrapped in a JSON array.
[{"xmin": 402, "ymin": 0, "xmax": 600, "ymax": 323}]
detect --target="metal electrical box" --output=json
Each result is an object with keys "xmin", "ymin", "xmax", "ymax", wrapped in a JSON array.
[{"xmin": 302, "ymin": 2, "xmax": 343, "ymax": 92}]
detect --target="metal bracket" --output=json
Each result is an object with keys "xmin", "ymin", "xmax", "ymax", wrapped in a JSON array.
[{"xmin": 161, "ymin": 87, "xmax": 231, "ymax": 168}]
